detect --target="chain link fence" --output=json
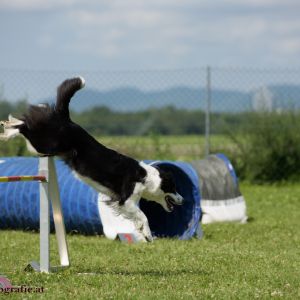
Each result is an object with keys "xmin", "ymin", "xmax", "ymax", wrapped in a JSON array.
[{"xmin": 1, "ymin": 67, "xmax": 300, "ymax": 169}]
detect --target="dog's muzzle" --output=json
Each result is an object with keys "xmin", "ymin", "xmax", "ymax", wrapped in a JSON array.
[{"xmin": 165, "ymin": 193, "xmax": 184, "ymax": 212}]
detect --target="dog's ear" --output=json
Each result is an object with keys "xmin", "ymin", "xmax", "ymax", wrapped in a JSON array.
[
  {"xmin": 159, "ymin": 169, "xmax": 176, "ymax": 194},
  {"xmin": 55, "ymin": 77, "xmax": 85, "ymax": 117}
]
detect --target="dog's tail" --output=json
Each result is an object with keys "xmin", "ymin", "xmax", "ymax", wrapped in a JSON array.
[{"xmin": 55, "ymin": 76, "xmax": 85, "ymax": 117}]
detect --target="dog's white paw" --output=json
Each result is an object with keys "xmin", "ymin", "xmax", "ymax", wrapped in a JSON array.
[
  {"xmin": 7, "ymin": 115, "xmax": 24, "ymax": 126},
  {"xmin": 143, "ymin": 227, "xmax": 153, "ymax": 242},
  {"xmin": 135, "ymin": 220, "xmax": 153, "ymax": 242},
  {"xmin": 0, "ymin": 116, "xmax": 22, "ymax": 141}
]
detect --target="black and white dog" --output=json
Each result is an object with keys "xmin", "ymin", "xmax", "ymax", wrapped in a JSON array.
[{"xmin": 0, "ymin": 77, "xmax": 183, "ymax": 242}]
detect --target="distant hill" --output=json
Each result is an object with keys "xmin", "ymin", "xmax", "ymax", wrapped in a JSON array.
[{"xmin": 38, "ymin": 84, "xmax": 300, "ymax": 113}]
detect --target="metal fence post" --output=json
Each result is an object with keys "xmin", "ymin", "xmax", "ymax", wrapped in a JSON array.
[{"xmin": 205, "ymin": 66, "xmax": 211, "ymax": 157}]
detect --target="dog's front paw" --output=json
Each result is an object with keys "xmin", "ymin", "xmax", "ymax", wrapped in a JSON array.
[
  {"xmin": 145, "ymin": 233, "xmax": 153, "ymax": 242},
  {"xmin": 135, "ymin": 220, "xmax": 153, "ymax": 242},
  {"xmin": 143, "ymin": 225, "xmax": 153, "ymax": 242}
]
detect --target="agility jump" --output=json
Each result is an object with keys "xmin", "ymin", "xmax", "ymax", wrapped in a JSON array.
[{"xmin": 0, "ymin": 156, "xmax": 69, "ymax": 273}]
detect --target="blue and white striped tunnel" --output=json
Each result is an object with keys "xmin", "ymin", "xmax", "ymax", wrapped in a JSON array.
[{"xmin": 0, "ymin": 157, "xmax": 202, "ymax": 239}]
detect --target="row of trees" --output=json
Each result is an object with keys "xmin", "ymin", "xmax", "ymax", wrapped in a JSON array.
[
  {"xmin": 0, "ymin": 99, "xmax": 251, "ymax": 136},
  {"xmin": 1, "ymin": 100, "xmax": 258, "ymax": 136},
  {"xmin": 0, "ymin": 100, "xmax": 27, "ymax": 121}
]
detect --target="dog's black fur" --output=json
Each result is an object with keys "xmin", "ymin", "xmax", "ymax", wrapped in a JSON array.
[{"xmin": 13, "ymin": 77, "xmax": 177, "ymax": 206}]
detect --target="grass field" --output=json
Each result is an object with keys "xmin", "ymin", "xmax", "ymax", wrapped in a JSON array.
[
  {"xmin": 97, "ymin": 135, "xmax": 234, "ymax": 161},
  {"xmin": 0, "ymin": 135, "xmax": 234, "ymax": 161},
  {"xmin": 0, "ymin": 183, "xmax": 299, "ymax": 299}
]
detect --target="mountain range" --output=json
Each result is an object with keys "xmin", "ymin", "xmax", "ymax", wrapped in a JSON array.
[{"xmin": 39, "ymin": 84, "xmax": 300, "ymax": 113}]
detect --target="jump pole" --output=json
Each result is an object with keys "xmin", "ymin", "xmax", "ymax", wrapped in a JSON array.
[{"xmin": 0, "ymin": 156, "xmax": 70, "ymax": 273}]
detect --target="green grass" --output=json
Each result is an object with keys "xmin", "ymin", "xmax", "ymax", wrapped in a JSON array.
[
  {"xmin": 0, "ymin": 135, "xmax": 234, "ymax": 161},
  {"xmin": 1, "ymin": 184, "xmax": 300, "ymax": 299},
  {"xmin": 97, "ymin": 135, "xmax": 233, "ymax": 161}
]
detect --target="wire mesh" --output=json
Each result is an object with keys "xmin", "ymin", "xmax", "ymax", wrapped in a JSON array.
[{"xmin": 1, "ymin": 67, "xmax": 300, "ymax": 161}]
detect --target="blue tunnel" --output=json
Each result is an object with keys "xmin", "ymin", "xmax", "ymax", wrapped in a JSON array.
[
  {"xmin": 0, "ymin": 157, "xmax": 201, "ymax": 239},
  {"xmin": 140, "ymin": 161, "xmax": 201, "ymax": 239}
]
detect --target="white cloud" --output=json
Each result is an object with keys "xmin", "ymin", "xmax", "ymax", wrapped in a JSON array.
[
  {"xmin": 0, "ymin": 0, "xmax": 78, "ymax": 11},
  {"xmin": 59, "ymin": 0, "xmax": 300, "ymax": 66},
  {"xmin": 2, "ymin": 0, "xmax": 300, "ymax": 68},
  {"xmin": 276, "ymin": 38, "xmax": 300, "ymax": 54},
  {"xmin": 215, "ymin": 0, "xmax": 299, "ymax": 7},
  {"xmin": 37, "ymin": 35, "xmax": 54, "ymax": 48},
  {"xmin": 62, "ymin": 5, "xmax": 188, "ymax": 58},
  {"xmin": 271, "ymin": 20, "xmax": 300, "ymax": 36},
  {"xmin": 67, "ymin": 9, "xmax": 168, "ymax": 29}
]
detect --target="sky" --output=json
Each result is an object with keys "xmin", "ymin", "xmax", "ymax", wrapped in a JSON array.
[{"xmin": 1, "ymin": 0, "xmax": 300, "ymax": 71}]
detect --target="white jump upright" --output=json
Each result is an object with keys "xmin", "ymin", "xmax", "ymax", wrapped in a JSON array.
[
  {"xmin": 31, "ymin": 156, "xmax": 70, "ymax": 273},
  {"xmin": 0, "ymin": 156, "xmax": 70, "ymax": 273}
]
